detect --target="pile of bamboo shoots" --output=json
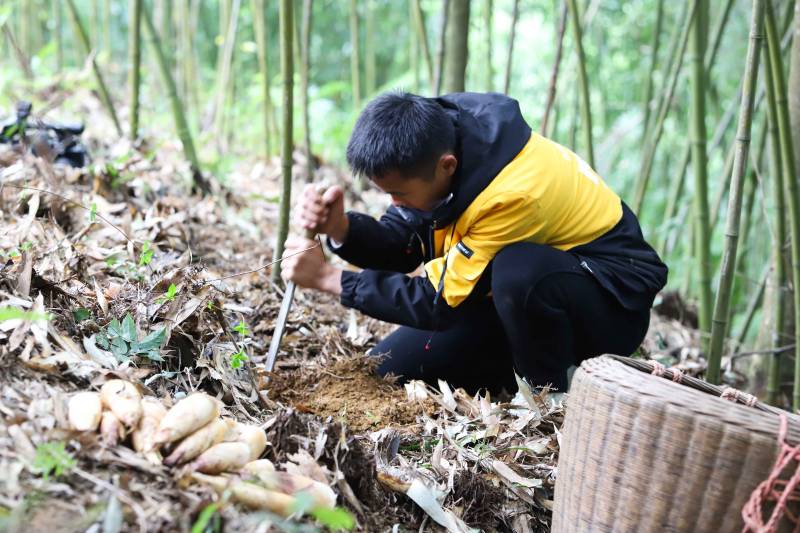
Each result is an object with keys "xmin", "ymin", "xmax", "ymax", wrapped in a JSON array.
[{"xmin": 66, "ymin": 380, "xmax": 335, "ymax": 516}]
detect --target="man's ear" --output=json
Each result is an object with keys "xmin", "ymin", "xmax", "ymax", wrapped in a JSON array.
[{"xmin": 440, "ymin": 153, "xmax": 458, "ymax": 176}]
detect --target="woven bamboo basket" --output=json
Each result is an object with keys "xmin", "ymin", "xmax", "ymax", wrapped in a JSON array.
[{"xmin": 552, "ymin": 354, "xmax": 800, "ymax": 533}]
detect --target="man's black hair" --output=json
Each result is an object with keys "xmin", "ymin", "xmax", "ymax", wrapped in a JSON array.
[{"xmin": 346, "ymin": 91, "xmax": 456, "ymax": 179}]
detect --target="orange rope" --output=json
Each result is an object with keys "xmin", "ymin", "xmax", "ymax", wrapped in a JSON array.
[{"xmin": 742, "ymin": 413, "xmax": 800, "ymax": 532}]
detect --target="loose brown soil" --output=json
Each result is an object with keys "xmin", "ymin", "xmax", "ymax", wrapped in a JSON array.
[{"xmin": 267, "ymin": 355, "xmax": 436, "ymax": 432}]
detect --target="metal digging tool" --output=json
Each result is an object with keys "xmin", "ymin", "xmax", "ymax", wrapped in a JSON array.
[{"xmin": 265, "ymin": 228, "xmax": 317, "ymax": 373}]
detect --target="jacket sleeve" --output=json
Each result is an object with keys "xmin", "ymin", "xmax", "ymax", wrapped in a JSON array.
[
  {"xmin": 326, "ymin": 207, "xmax": 424, "ymax": 273},
  {"xmin": 339, "ymin": 268, "xmax": 491, "ymax": 330}
]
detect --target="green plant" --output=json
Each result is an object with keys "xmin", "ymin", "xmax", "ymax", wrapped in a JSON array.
[
  {"xmin": 232, "ymin": 320, "xmax": 250, "ymax": 337},
  {"xmin": 0, "ymin": 307, "xmax": 51, "ymax": 322},
  {"xmin": 96, "ymin": 312, "xmax": 166, "ymax": 362},
  {"xmin": 156, "ymin": 283, "xmax": 178, "ymax": 304},
  {"xmin": 139, "ymin": 241, "xmax": 154, "ymax": 266},
  {"xmin": 32, "ymin": 442, "xmax": 76, "ymax": 481},
  {"xmin": 229, "ymin": 349, "xmax": 248, "ymax": 369},
  {"xmin": 190, "ymin": 503, "xmax": 221, "ymax": 533},
  {"xmin": 89, "ymin": 202, "xmax": 97, "ymax": 223},
  {"xmin": 291, "ymin": 492, "xmax": 355, "ymax": 531}
]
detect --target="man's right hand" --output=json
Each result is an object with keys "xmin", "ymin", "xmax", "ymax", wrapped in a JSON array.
[{"xmin": 296, "ymin": 184, "xmax": 349, "ymax": 243}]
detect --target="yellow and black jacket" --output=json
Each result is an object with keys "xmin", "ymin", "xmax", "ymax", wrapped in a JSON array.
[{"xmin": 333, "ymin": 93, "xmax": 668, "ymax": 329}]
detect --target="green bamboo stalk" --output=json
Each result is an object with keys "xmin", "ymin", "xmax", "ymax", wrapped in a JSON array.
[
  {"xmin": 214, "ymin": 0, "xmax": 241, "ymax": 152},
  {"xmin": 54, "ymin": 0, "xmax": 63, "ymax": 72},
  {"xmin": 764, "ymin": 45, "xmax": 785, "ymax": 404},
  {"xmin": 141, "ymin": 3, "xmax": 208, "ymax": 193},
  {"xmin": 252, "ymin": 0, "xmax": 275, "ymax": 159},
  {"xmin": 365, "ymin": 0, "xmax": 376, "ymax": 96},
  {"xmin": 103, "ymin": 0, "xmax": 111, "ymax": 60},
  {"xmin": 484, "ymin": 0, "xmax": 493, "ymax": 92},
  {"xmin": 129, "ymin": 0, "xmax": 142, "ymax": 140},
  {"xmin": 706, "ymin": 0, "xmax": 764, "ymax": 382},
  {"xmin": 273, "ymin": 0, "xmax": 294, "ymax": 283},
  {"xmin": 641, "ymin": 0, "xmax": 664, "ymax": 136},
  {"xmin": 300, "ymin": 0, "xmax": 313, "ymax": 183},
  {"xmin": 434, "ymin": 0, "xmax": 450, "ymax": 95},
  {"xmin": 503, "ymin": 0, "xmax": 519, "ymax": 95},
  {"xmin": 349, "ymin": 0, "xmax": 361, "ymax": 108},
  {"xmin": 689, "ymin": 0, "xmax": 712, "ymax": 344},
  {"xmin": 410, "ymin": 0, "xmax": 434, "ymax": 88},
  {"xmin": 565, "ymin": 0, "xmax": 594, "ymax": 168},
  {"xmin": 632, "ymin": 1, "xmax": 697, "ymax": 214},
  {"xmin": 409, "ymin": 0, "xmax": 419, "ymax": 92},
  {"xmin": 442, "ymin": 0, "xmax": 469, "ymax": 94},
  {"xmin": 541, "ymin": 0, "xmax": 568, "ymax": 136},
  {"xmin": 764, "ymin": 0, "xmax": 800, "ymax": 409},
  {"xmin": 65, "ymin": 0, "xmax": 122, "ymax": 137}
]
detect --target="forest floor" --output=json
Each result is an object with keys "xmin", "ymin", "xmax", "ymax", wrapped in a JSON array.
[{"xmin": 0, "ymin": 87, "xmax": 709, "ymax": 532}]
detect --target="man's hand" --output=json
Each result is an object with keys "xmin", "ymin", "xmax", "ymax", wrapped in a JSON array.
[
  {"xmin": 296, "ymin": 184, "xmax": 349, "ymax": 243},
  {"xmin": 280, "ymin": 236, "xmax": 342, "ymax": 296}
]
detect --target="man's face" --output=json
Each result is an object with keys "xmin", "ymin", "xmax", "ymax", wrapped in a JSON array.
[{"xmin": 371, "ymin": 153, "xmax": 458, "ymax": 212}]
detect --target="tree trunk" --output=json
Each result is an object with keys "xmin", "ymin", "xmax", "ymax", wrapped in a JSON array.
[
  {"xmin": 349, "ymin": 0, "xmax": 361, "ymax": 108},
  {"xmin": 141, "ymin": 3, "xmax": 209, "ymax": 193},
  {"xmin": 273, "ymin": 0, "xmax": 295, "ymax": 283},
  {"xmin": 443, "ymin": 0, "xmax": 470, "ymax": 94},
  {"xmin": 300, "ymin": 0, "xmax": 313, "ymax": 183},
  {"xmin": 565, "ymin": 0, "xmax": 594, "ymax": 167},
  {"xmin": 129, "ymin": 0, "xmax": 142, "ymax": 140},
  {"xmin": 707, "ymin": 0, "xmax": 765, "ymax": 385},
  {"xmin": 411, "ymin": 0, "xmax": 434, "ymax": 90},
  {"xmin": 502, "ymin": 0, "xmax": 519, "ymax": 94},
  {"xmin": 65, "ymin": 0, "xmax": 122, "ymax": 137},
  {"xmin": 765, "ymin": 0, "xmax": 800, "ymax": 410}
]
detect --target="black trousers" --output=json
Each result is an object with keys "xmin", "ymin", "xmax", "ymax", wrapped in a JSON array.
[{"xmin": 369, "ymin": 242, "xmax": 651, "ymax": 394}]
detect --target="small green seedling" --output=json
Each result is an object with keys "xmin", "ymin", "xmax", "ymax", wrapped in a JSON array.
[
  {"xmin": 96, "ymin": 312, "xmax": 166, "ymax": 362},
  {"xmin": 72, "ymin": 308, "xmax": 92, "ymax": 323},
  {"xmin": 0, "ymin": 307, "xmax": 50, "ymax": 322},
  {"xmin": 156, "ymin": 283, "xmax": 178, "ymax": 304},
  {"xmin": 139, "ymin": 241, "xmax": 154, "ymax": 266},
  {"xmin": 229, "ymin": 349, "xmax": 248, "ymax": 369},
  {"xmin": 89, "ymin": 202, "xmax": 97, "ymax": 223},
  {"xmin": 32, "ymin": 441, "xmax": 76, "ymax": 481},
  {"xmin": 190, "ymin": 503, "xmax": 221, "ymax": 533},
  {"xmin": 291, "ymin": 492, "xmax": 356, "ymax": 531},
  {"xmin": 232, "ymin": 320, "xmax": 250, "ymax": 337}
]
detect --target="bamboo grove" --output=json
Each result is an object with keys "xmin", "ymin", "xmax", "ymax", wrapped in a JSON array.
[{"xmin": 1, "ymin": 0, "xmax": 800, "ymax": 408}]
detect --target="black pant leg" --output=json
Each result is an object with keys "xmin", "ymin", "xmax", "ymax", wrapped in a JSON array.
[
  {"xmin": 368, "ymin": 299, "xmax": 516, "ymax": 395},
  {"xmin": 491, "ymin": 242, "xmax": 650, "ymax": 392}
]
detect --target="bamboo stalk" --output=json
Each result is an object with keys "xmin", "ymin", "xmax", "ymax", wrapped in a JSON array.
[
  {"xmin": 54, "ymin": 0, "xmax": 63, "ymax": 72},
  {"xmin": 365, "ymin": 0, "xmax": 376, "ymax": 96},
  {"xmin": 349, "ymin": 0, "xmax": 360, "ymax": 108},
  {"xmin": 214, "ymin": 0, "xmax": 241, "ymax": 153},
  {"xmin": 764, "ymin": 46, "xmax": 786, "ymax": 404},
  {"xmin": 632, "ymin": 1, "xmax": 697, "ymax": 214},
  {"xmin": 409, "ymin": 1, "xmax": 419, "ymax": 93},
  {"xmin": 300, "ymin": 0, "xmax": 313, "ymax": 183},
  {"xmin": 502, "ymin": 0, "xmax": 519, "ymax": 95},
  {"xmin": 707, "ymin": 0, "xmax": 764, "ymax": 383},
  {"xmin": 273, "ymin": 0, "xmax": 294, "ymax": 283},
  {"xmin": 541, "ymin": 0, "xmax": 568, "ymax": 136},
  {"xmin": 689, "ymin": 0, "xmax": 712, "ymax": 347},
  {"xmin": 252, "ymin": 0, "xmax": 275, "ymax": 159},
  {"xmin": 141, "ymin": 3, "xmax": 209, "ymax": 194},
  {"xmin": 433, "ymin": 0, "xmax": 449, "ymax": 95},
  {"xmin": 442, "ymin": 0, "xmax": 469, "ymax": 94},
  {"xmin": 129, "ymin": 0, "xmax": 142, "ymax": 140},
  {"xmin": 65, "ymin": 0, "xmax": 122, "ymax": 137},
  {"xmin": 410, "ymin": 0, "xmax": 434, "ymax": 88},
  {"xmin": 565, "ymin": 0, "xmax": 594, "ymax": 167},
  {"xmin": 641, "ymin": 0, "xmax": 664, "ymax": 136},
  {"xmin": 764, "ymin": 0, "xmax": 800, "ymax": 409},
  {"xmin": 484, "ymin": 0, "xmax": 493, "ymax": 92}
]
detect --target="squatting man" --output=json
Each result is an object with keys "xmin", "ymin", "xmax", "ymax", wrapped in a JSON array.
[{"xmin": 279, "ymin": 91, "xmax": 667, "ymax": 406}]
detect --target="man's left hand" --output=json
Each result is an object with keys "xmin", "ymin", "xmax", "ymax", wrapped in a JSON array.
[{"xmin": 280, "ymin": 236, "xmax": 343, "ymax": 296}]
